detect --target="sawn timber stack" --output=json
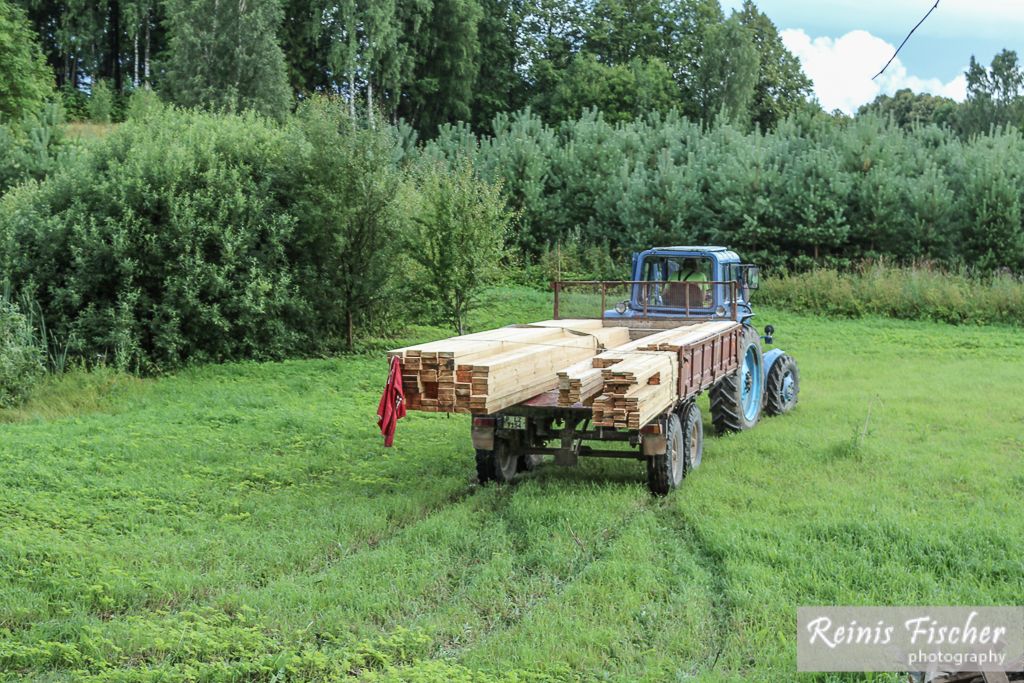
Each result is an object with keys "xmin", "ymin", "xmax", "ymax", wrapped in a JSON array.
[{"xmin": 388, "ymin": 320, "xmax": 629, "ymax": 414}]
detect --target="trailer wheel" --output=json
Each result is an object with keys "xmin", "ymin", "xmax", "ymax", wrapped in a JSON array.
[
  {"xmin": 647, "ymin": 413, "xmax": 686, "ymax": 495},
  {"xmin": 710, "ymin": 326, "xmax": 763, "ymax": 434},
  {"xmin": 765, "ymin": 354, "xmax": 799, "ymax": 416},
  {"xmin": 478, "ymin": 439, "xmax": 519, "ymax": 484},
  {"xmin": 517, "ymin": 453, "xmax": 542, "ymax": 472},
  {"xmin": 680, "ymin": 402, "xmax": 704, "ymax": 471},
  {"xmin": 475, "ymin": 449, "xmax": 495, "ymax": 483}
]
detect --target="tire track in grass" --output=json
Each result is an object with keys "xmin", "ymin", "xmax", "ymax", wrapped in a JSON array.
[
  {"xmin": 439, "ymin": 474, "xmax": 691, "ymax": 675},
  {"xmin": 446, "ymin": 486, "xmax": 733, "ymax": 678},
  {"xmin": 418, "ymin": 476, "xmax": 654, "ymax": 661},
  {"xmin": 652, "ymin": 500, "xmax": 737, "ymax": 675}
]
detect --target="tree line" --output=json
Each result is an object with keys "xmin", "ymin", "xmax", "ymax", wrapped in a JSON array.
[
  {"xmin": 860, "ymin": 50, "xmax": 1024, "ymax": 138},
  {"xmin": 8, "ymin": 0, "xmax": 814, "ymax": 134},
  {"xmin": 421, "ymin": 108, "xmax": 1024, "ymax": 273}
]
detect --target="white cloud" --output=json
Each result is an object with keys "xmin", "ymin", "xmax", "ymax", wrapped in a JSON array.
[{"xmin": 780, "ymin": 28, "xmax": 967, "ymax": 114}]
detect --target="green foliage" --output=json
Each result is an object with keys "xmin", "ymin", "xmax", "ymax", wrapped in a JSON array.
[
  {"xmin": 285, "ymin": 98, "xmax": 408, "ymax": 349},
  {"xmin": 0, "ymin": 102, "xmax": 68, "ymax": 193},
  {"xmin": 692, "ymin": 14, "xmax": 758, "ymax": 124},
  {"xmin": 0, "ymin": 298, "xmax": 44, "ymax": 407},
  {"xmin": 0, "ymin": 0, "xmax": 53, "ymax": 122},
  {"xmin": 546, "ymin": 55, "xmax": 679, "ymax": 124},
  {"xmin": 0, "ymin": 102, "xmax": 411, "ymax": 370},
  {"xmin": 162, "ymin": 0, "xmax": 292, "ymax": 119},
  {"xmin": 425, "ymin": 108, "xmax": 1024, "ymax": 273},
  {"xmin": 124, "ymin": 86, "xmax": 162, "ymax": 120},
  {"xmin": 857, "ymin": 88, "xmax": 959, "ymax": 130},
  {"xmin": 958, "ymin": 49, "xmax": 1024, "ymax": 135},
  {"xmin": 405, "ymin": 160, "xmax": 510, "ymax": 333},
  {"xmin": 735, "ymin": 0, "xmax": 813, "ymax": 130},
  {"xmin": 0, "ymin": 291, "xmax": 1021, "ymax": 680},
  {"xmin": 760, "ymin": 264, "xmax": 1024, "ymax": 326},
  {"xmin": 86, "ymin": 79, "xmax": 114, "ymax": 123}
]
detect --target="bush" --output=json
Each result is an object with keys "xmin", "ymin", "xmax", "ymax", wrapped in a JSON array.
[
  {"xmin": 0, "ymin": 299, "xmax": 44, "ymax": 407},
  {"xmin": 0, "ymin": 100, "xmax": 410, "ymax": 371},
  {"xmin": 405, "ymin": 159, "xmax": 511, "ymax": 334},
  {"xmin": 759, "ymin": 263, "xmax": 1024, "ymax": 326}
]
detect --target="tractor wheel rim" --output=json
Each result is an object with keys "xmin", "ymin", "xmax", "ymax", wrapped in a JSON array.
[
  {"xmin": 781, "ymin": 371, "xmax": 795, "ymax": 403},
  {"xmin": 740, "ymin": 345, "xmax": 762, "ymax": 421}
]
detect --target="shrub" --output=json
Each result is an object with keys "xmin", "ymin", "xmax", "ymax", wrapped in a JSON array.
[
  {"xmin": 0, "ymin": 299, "xmax": 44, "ymax": 407},
  {"xmin": 759, "ymin": 263, "xmax": 1024, "ymax": 326},
  {"xmin": 86, "ymin": 80, "xmax": 114, "ymax": 123},
  {"xmin": 0, "ymin": 100, "xmax": 409, "ymax": 371},
  {"xmin": 405, "ymin": 159, "xmax": 511, "ymax": 334}
]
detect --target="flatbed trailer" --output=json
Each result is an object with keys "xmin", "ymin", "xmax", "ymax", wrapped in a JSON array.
[{"xmin": 471, "ymin": 319, "xmax": 748, "ymax": 494}]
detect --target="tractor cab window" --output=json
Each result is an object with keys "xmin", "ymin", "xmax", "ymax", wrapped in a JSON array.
[{"xmin": 639, "ymin": 256, "xmax": 713, "ymax": 309}]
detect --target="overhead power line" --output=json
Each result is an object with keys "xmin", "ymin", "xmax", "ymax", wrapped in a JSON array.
[{"xmin": 872, "ymin": 0, "xmax": 941, "ymax": 80}]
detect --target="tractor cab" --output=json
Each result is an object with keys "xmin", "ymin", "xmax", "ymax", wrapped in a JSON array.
[{"xmin": 603, "ymin": 246, "xmax": 760, "ymax": 321}]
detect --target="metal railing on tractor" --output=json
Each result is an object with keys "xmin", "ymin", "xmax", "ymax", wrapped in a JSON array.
[{"xmin": 552, "ymin": 280, "xmax": 740, "ymax": 321}]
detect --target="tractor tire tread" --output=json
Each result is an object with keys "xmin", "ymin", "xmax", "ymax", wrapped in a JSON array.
[{"xmin": 765, "ymin": 354, "xmax": 799, "ymax": 416}]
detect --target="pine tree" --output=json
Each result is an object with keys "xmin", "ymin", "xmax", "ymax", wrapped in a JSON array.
[
  {"xmin": 0, "ymin": 0, "xmax": 53, "ymax": 121},
  {"xmin": 163, "ymin": 0, "xmax": 292, "ymax": 118}
]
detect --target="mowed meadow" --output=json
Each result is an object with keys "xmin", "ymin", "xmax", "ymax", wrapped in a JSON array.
[{"xmin": 1, "ymin": 287, "xmax": 1022, "ymax": 682}]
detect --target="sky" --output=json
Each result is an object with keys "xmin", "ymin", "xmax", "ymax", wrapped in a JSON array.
[{"xmin": 720, "ymin": 0, "xmax": 1024, "ymax": 113}]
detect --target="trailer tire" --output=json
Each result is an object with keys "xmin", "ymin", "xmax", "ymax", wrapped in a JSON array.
[
  {"xmin": 710, "ymin": 326, "xmax": 763, "ymax": 434},
  {"xmin": 765, "ymin": 354, "xmax": 799, "ymax": 416},
  {"xmin": 475, "ymin": 449, "xmax": 495, "ymax": 483},
  {"xmin": 679, "ymin": 402, "xmax": 704, "ymax": 471},
  {"xmin": 647, "ymin": 413, "xmax": 687, "ymax": 495},
  {"xmin": 517, "ymin": 453, "xmax": 542, "ymax": 472},
  {"xmin": 477, "ymin": 439, "xmax": 519, "ymax": 484}
]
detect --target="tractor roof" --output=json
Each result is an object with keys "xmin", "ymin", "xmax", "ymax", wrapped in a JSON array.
[{"xmin": 650, "ymin": 246, "xmax": 728, "ymax": 252}]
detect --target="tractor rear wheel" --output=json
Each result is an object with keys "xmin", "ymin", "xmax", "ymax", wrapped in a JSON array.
[
  {"xmin": 710, "ymin": 326, "xmax": 764, "ymax": 434},
  {"xmin": 765, "ymin": 354, "xmax": 799, "ymax": 416}
]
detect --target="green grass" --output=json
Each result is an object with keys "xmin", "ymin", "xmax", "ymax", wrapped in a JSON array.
[{"xmin": 1, "ymin": 288, "xmax": 1022, "ymax": 681}]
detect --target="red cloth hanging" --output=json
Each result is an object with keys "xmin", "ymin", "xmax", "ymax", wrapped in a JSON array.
[{"xmin": 377, "ymin": 356, "xmax": 406, "ymax": 447}]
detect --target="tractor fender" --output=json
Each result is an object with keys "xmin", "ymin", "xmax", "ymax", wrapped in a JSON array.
[{"xmin": 762, "ymin": 348, "xmax": 787, "ymax": 380}]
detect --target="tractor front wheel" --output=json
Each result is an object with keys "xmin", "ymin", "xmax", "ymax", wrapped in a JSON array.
[
  {"xmin": 710, "ymin": 326, "xmax": 764, "ymax": 434},
  {"xmin": 765, "ymin": 354, "xmax": 800, "ymax": 416}
]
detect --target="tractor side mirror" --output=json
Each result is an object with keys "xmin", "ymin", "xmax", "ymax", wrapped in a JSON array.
[{"xmin": 743, "ymin": 265, "xmax": 761, "ymax": 290}]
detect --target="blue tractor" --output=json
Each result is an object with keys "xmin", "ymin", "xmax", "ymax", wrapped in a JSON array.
[{"xmin": 600, "ymin": 246, "xmax": 799, "ymax": 431}]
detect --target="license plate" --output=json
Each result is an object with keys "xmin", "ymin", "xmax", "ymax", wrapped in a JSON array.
[{"xmin": 502, "ymin": 416, "xmax": 526, "ymax": 430}]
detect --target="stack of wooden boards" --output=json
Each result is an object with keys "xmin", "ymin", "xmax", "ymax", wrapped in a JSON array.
[
  {"xmin": 557, "ymin": 321, "xmax": 738, "ymax": 428},
  {"xmin": 387, "ymin": 320, "xmax": 630, "ymax": 414},
  {"xmin": 388, "ymin": 319, "xmax": 738, "ymax": 427}
]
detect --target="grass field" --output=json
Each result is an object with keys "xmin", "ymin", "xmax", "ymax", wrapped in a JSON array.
[{"xmin": 1, "ymin": 287, "xmax": 1022, "ymax": 681}]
